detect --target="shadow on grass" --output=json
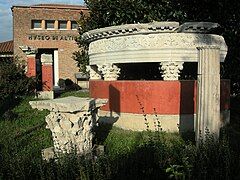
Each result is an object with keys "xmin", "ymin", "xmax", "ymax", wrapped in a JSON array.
[{"xmin": 0, "ymin": 97, "xmax": 22, "ymax": 119}]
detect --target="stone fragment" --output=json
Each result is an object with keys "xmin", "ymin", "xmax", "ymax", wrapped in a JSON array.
[{"xmin": 30, "ymin": 97, "xmax": 107, "ymax": 156}]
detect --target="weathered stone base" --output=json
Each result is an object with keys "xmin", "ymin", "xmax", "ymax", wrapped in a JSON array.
[
  {"xmin": 77, "ymin": 81, "xmax": 89, "ymax": 89},
  {"xmin": 98, "ymin": 110, "xmax": 230, "ymax": 132},
  {"xmin": 36, "ymin": 91, "xmax": 54, "ymax": 99}
]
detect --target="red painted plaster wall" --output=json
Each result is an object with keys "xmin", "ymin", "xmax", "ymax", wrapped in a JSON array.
[
  {"xmin": 42, "ymin": 64, "xmax": 53, "ymax": 91},
  {"xmin": 26, "ymin": 56, "xmax": 36, "ymax": 77},
  {"xmin": 89, "ymin": 80, "xmax": 230, "ymax": 115}
]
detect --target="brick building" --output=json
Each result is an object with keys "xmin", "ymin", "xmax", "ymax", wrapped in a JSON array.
[{"xmin": 11, "ymin": 4, "xmax": 88, "ymax": 91}]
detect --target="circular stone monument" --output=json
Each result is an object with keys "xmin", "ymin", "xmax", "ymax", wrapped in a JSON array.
[{"xmin": 83, "ymin": 22, "xmax": 230, "ymax": 132}]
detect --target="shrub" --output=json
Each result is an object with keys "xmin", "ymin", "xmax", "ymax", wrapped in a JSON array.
[
  {"xmin": 0, "ymin": 57, "xmax": 35, "ymax": 116},
  {"xmin": 58, "ymin": 78, "xmax": 81, "ymax": 91}
]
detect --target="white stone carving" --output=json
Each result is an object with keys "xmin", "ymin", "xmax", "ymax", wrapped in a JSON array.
[
  {"xmin": 41, "ymin": 54, "xmax": 53, "ymax": 65},
  {"xmin": 160, "ymin": 62, "xmax": 184, "ymax": 80},
  {"xmin": 86, "ymin": 65, "xmax": 102, "ymax": 80},
  {"xmin": 98, "ymin": 64, "xmax": 120, "ymax": 81},
  {"xmin": 29, "ymin": 96, "xmax": 108, "ymax": 155},
  {"xmin": 88, "ymin": 33, "xmax": 227, "ymax": 65},
  {"xmin": 82, "ymin": 21, "xmax": 180, "ymax": 42},
  {"xmin": 19, "ymin": 46, "xmax": 37, "ymax": 55},
  {"xmin": 196, "ymin": 46, "xmax": 221, "ymax": 141}
]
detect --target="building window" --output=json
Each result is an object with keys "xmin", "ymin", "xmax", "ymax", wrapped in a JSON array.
[
  {"xmin": 32, "ymin": 20, "xmax": 42, "ymax": 29},
  {"xmin": 58, "ymin": 20, "xmax": 67, "ymax": 30},
  {"xmin": 45, "ymin": 20, "xmax": 55, "ymax": 29},
  {"xmin": 71, "ymin": 21, "xmax": 78, "ymax": 30}
]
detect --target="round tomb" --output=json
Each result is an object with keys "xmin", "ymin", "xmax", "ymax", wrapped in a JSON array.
[{"xmin": 83, "ymin": 22, "xmax": 230, "ymax": 132}]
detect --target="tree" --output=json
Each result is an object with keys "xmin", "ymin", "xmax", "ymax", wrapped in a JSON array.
[{"xmin": 74, "ymin": 0, "xmax": 240, "ymax": 94}]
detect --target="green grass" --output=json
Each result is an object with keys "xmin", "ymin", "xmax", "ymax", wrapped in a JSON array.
[
  {"xmin": 0, "ymin": 94, "xmax": 240, "ymax": 179},
  {"xmin": 0, "ymin": 96, "xmax": 51, "ymax": 142},
  {"xmin": 58, "ymin": 90, "xmax": 89, "ymax": 98},
  {"xmin": 0, "ymin": 96, "xmax": 53, "ymax": 178}
]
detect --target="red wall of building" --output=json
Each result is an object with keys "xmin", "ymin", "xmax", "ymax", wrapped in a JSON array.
[
  {"xmin": 90, "ymin": 80, "xmax": 230, "ymax": 115},
  {"xmin": 42, "ymin": 64, "xmax": 53, "ymax": 91},
  {"xmin": 26, "ymin": 56, "xmax": 36, "ymax": 77}
]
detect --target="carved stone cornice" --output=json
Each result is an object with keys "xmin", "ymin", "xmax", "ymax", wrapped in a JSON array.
[
  {"xmin": 177, "ymin": 22, "xmax": 220, "ymax": 33},
  {"xmin": 83, "ymin": 22, "xmax": 179, "ymax": 42},
  {"xmin": 19, "ymin": 46, "xmax": 37, "ymax": 55},
  {"xmin": 83, "ymin": 22, "xmax": 221, "ymax": 43}
]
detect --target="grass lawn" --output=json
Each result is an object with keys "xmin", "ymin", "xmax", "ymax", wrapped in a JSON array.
[
  {"xmin": 0, "ymin": 90, "xmax": 90, "ymax": 158},
  {"xmin": 57, "ymin": 90, "xmax": 89, "ymax": 98},
  {"xmin": 0, "ymin": 97, "xmax": 52, "ymax": 154},
  {"xmin": 0, "ymin": 92, "xmax": 240, "ymax": 179}
]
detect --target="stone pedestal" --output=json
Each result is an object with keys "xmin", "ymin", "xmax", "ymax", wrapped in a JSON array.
[
  {"xmin": 98, "ymin": 64, "xmax": 120, "ymax": 81},
  {"xmin": 30, "ymin": 96, "xmax": 107, "ymax": 156},
  {"xmin": 41, "ymin": 54, "xmax": 53, "ymax": 91},
  {"xmin": 196, "ymin": 46, "xmax": 221, "ymax": 141}
]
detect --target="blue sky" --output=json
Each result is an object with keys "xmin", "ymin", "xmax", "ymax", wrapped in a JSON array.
[{"xmin": 0, "ymin": 0, "xmax": 85, "ymax": 42}]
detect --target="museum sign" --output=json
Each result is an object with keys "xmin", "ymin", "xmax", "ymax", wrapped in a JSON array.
[{"xmin": 28, "ymin": 34, "xmax": 78, "ymax": 41}]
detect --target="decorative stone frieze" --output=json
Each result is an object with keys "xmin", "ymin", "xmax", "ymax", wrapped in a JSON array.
[
  {"xmin": 82, "ymin": 21, "xmax": 180, "ymax": 42},
  {"xmin": 177, "ymin": 22, "xmax": 220, "ymax": 33},
  {"xmin": 160, "ymin": 62, "xmax": 184, "ymax": 80},
  {"xmin": 98, "ymin": 64, "xmax": 120, "ymax": 81},
  {"xmin": 196, "ymin": 46, "xmax": 221, "ymax": 141},
  {"xmin": 86, "ymin": 65, "xmax": 102, "ymax": 80},
  {"xmin": 87, "ymin": 33, "xmax": 227, "ymax": 66},
  {"xmin": 83, "ymin": 22, "xmax": 221, "ymax": 42},
  {"xmin": 29, "ymin": 96, "xmax": 108, "ymax": 155}
]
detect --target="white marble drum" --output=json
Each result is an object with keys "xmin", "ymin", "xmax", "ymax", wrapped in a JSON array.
[
  {"xmin": 83, "ymin": 22, "xmax": 227, "ymax": 81},
  {"xmin": 84, "ymin": 22, "xmax": 229, "ymax": 138}
]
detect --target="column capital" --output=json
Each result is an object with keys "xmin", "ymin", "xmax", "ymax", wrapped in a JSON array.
[
  {"xmin": 41, "ymin": 54, "xmax": 53, "ymax": 65},
  {"xmin": 159, "ymin": 61, "xmax": 184, "ymax": 80},
  {"xmin": 86, "ymin": 65, "xmax": 102, "ymax": 80},
  {"xmin": 98, "ymin": 64, "xmax": 120, "ymax": 81}
]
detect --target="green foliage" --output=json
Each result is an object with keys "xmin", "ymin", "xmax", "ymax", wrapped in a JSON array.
[
  {"xmin": 0, "ymin": 58, "xmax": 35, "ymax": 116},
  {"xmin": 0, "ymin": 97, "xmax": 52, "ymax": 179},
  {"xmin": 74, "ymin": 0, "xmax": 187, "ymax": 75},
  {"xmin": 74, "ymin": 0, "xmax": 240, "ymax": 93},
  {"xmin": 1, "ymin": 119, "xmax": 240, "ymax": 179}
]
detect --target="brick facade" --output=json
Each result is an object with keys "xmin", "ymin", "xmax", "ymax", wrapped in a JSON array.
[{"xmin": 12, "ymin": 4, "xmax": 88, "ymax": 84}]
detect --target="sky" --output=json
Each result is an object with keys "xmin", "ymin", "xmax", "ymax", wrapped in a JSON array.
[{"xmin": 0, "ymin": 0, "xmax": 85, "ymax": 42}]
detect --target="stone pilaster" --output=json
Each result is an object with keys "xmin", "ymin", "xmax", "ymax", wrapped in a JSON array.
[
  {"xmin": 98, "ymin": 64, "xmax": 120, "ymax": 81},
  {"xmin": 41, "ymin": 54, "xmax": 53, "ymax": 91},
  {"xmin": 160, "ymin": 62, "xmax": 184, "ymax": 80},
  {"xmin": 86, "ymin": 65, "xmax": 102, "ymax": 80},
  {"xmin": 19, "ymin": 46, "xmax": 37, "ymax": 77},
  {"xmin": 196, "ymin": 46, "xmax": 221, "ymax": 141},
  {"xmin": 26, "ymin": 54, "xmax": 37, "ymax": 77}
]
